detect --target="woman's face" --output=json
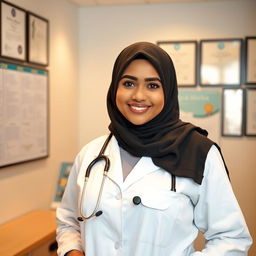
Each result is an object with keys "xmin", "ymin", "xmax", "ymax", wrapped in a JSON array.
[{"xmin": 116, "ymin": 59, "xmax": 164, "ymax": 125}]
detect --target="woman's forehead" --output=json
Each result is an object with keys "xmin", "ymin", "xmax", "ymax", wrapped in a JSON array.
[{"xmin": 122, "ymin": 59, "xmax": 160, "ymax": 77}]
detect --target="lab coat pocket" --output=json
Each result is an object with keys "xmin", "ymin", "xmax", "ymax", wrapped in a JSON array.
[{"xmin": 133, "ymin": 189, "xmax": 187, "ymax": 248}]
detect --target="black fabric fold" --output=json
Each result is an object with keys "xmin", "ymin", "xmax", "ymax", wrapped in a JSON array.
[{"xmin": 107, "ymin": 42, "xmax": 215, "ymax": 184}]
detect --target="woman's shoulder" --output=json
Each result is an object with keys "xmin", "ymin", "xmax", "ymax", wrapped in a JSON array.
[
  {"xmin": 204, "ymin": 144, "xmax": 229, "ymax": 181},
  {"xmin": 206, "ymin": 144, "xmax": 226, "ymax": 165},
  {"xmin": 68, "ymin": 135, "xmax": 111, "ymax": 174},
  {"xmin": 72, "ymin": 134, "xmax": 111, "ymax": 167},
  {"xmin": 79, "ymin": 134, "xmax": 110, "ymax": 155}
]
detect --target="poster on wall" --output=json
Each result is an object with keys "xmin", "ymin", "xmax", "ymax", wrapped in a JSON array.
[
  {"xmin": 51, "ymin": 162, "xmax": 73, "ymax": 209},
  {"xmin": 28, "ymin": 12, "xmax": 49, "ymax": 66},
  {"xmin": 0, "ymin": 1, "xmax": 26, "ymax": 61},
  {"xmin": 157, "ymin": 41, "xmax": 197, "ymax": 87},
  {"xmin": 199, "ymin": 39, "xmax": 242, "ymax": 87},
  {"xmin": 178, "ymin": 89, "xmax": 221, "ymax": 143},
  {"xmin": 0, "ymin": 62, "xmax": 48, "ymax": 167}
]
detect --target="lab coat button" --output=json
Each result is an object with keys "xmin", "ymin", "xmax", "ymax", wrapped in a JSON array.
[
  {"xmin": 133, "ymin": 196, "xmax": 141, "ymax": 205},
  {"xmin": 114, "ymin": 241, "xmax": 120, "ymax": 249}
]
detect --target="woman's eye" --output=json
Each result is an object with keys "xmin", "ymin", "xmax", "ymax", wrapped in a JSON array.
[
  {"xmin": 123, "ymin": 81, "xmax": 134, "ymax": 87},
  {"xmin": 148, "ymin": 83, "xmax": 160, "ymax": 89}
]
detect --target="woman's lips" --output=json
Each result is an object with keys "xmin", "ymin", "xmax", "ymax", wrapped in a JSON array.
[{"xmin": 128, "ymin": 104, "xmax": 151, "ymax": 113}]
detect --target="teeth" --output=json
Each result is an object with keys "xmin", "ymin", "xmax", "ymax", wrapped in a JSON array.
[{"xmin": 131, "ymin": 105, "xmax": 147, "ymax": 111}]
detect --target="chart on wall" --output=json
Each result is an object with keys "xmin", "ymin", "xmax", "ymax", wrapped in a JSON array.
[
  {"xmin": 178, "ymin": 89, "xmax": 221, "ymax": 143},
  {"xmin": 0, "ymin": 62, "xmax": 48, "ymax": 167}
]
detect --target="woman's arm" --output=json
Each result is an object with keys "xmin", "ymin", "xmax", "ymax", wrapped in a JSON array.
[
  {"xmin": 65, "ymin": 249, "xmax": 85, "ymax": 256},
  {"xmin": 192, "ymin": 145, "xmax": 252, "ymax": 255},
  {"xmin": 56, "ymin": 153, "xmax": 84, "ymax": 256}
]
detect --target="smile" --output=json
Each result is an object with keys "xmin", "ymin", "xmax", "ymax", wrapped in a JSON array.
[{"xmin": 129, "ymin": 104, "xmax": 150, "ymax": 113}]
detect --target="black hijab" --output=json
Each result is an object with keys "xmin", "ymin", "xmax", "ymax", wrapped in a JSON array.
[{"xmin": 107, "ymin": 42, "xmax": 215, "ymax": 184}]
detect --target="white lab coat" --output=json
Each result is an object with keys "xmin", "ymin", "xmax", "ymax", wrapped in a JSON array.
[{"xmin": 56, "ymin": 135, "xmax": 252, "ymax": 256}]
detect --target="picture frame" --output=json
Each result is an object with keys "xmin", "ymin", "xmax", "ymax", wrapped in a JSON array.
[
  {"xmin": 244, "ymin": 88, "xmax": 256, "ymax": 136},
  {"xmin": 245, "ymin": 37, "xmax": 256, "ymax": 85},
  {"xmin": 0, "ymin": 62, "xmax": 49, "ymax": 167},
  {"xmin": 221, "ymin": 88, "xmax": 244, "ymax": 137},
  {"xmin": 157, "ymin": 40, "xmax": 197, "ymax": 87},
  {"xmin": 199, "ymin": 39, "xmax": 242, "ymax": 87},
  {"xmin": 0, "ymin": 0, "xmax": 26, "ymax": 61},
  {"xmin": 27, "ymin": 12, "xmax": 49, "ymax": 66}
]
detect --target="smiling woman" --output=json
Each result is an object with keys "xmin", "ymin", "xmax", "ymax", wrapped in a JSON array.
[
  {"xmin": 56, "ymin": 42, "xmax": 252, "ymax": 256},
  {"xmin": 116, "ymin": 59, "xmax": 164, "ymax": 125}
]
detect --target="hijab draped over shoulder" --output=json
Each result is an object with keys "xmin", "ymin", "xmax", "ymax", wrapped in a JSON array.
[{"xmin": 107, "ymin": 42, "xmax": 215, "ymax": 184}]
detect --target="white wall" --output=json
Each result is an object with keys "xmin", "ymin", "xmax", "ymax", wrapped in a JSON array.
[
  {"xmin": 78, "ymin": 0, "xmax": 256, "ymax": 254},
  {"xmin": 0, "ymin": 0, "xmax": 79, "ymax": 224}
]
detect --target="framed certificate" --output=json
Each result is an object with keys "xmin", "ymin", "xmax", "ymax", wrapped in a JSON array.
[
  {"xmin": 27, "ymin": 12, "xmax": 49, "ymax": 66},
  {"xmin": 0, "ymin": 1, "xmax": 26, "ymax": 61},
  {"xmin": 199, "ymin": 39, "xmax": 242, "ymax": 87},
  {"xmin": 222, "ymin": 88, "xmax": 244, "ymax": 137},
  {"xmin": 245, "ymin": 37, "xmax": 256, "ymax": 85},
  {"xmin": 157, "ymin": 41, "xmax": 197, "ymax": 87},
  {"xmin": 244, "ymin": 89, "xmax": 256, "ymax": 136}
]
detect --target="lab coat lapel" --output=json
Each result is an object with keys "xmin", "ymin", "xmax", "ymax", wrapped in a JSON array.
[
  {"xmin": 122, "ymin": 156, "xmax": 160, "ymax": 191},
  {"xmin": 104, "ymin": 136, "xmax": 160, "ymax": 190},
  {"xmin": 105, "ymin": 136, "xmax": 123, "ymax": 188}
]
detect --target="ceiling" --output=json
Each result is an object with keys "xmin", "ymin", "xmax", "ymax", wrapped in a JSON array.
[{"xmin": 68, "ymin": 0, "xmax": 243, "ymax": 7}]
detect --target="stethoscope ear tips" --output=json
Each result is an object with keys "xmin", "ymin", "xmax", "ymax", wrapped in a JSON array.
[
  {"xmin": 77, "ymin": 216, "xmax": 84, "ymax": 222},
  {"xmin": 133, "ymin": 196, "xmax": 141, "ymax": 205}
]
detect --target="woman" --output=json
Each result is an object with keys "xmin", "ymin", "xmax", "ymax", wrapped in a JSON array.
[{"xmin": 56, "ymin": 42, "xmax": 252, "ymax": 256}]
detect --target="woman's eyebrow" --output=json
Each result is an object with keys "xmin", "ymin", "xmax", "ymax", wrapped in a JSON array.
[
  {"xmin": 120, "ymin": 75, "xmax": 161, "ymax": 83},
  {"xmin": 120, "ymin": 75, "xmax": 137, "ymax": 80},
  {"xmin": 145, "ymin": 77, "xmax": 162, "ymax": 82}
]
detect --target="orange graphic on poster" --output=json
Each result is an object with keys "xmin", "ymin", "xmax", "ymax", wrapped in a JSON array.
[{"xmin": 204, "ymin": 103, "xmax": 214, "ymax": 115}]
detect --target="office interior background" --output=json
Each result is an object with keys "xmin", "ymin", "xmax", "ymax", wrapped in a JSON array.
[{"xmin": 0, "ymin": 0, "xmax": 255, "ymax": 254}]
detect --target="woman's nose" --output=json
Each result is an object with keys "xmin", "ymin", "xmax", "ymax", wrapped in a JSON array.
[{"xmin": 131, "ymin": 86, "xmax": 146, "ymax": 101}]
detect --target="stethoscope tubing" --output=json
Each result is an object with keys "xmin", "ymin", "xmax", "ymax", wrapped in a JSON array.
[
  {"xmin": 78, "ymin": 170, "xmax": 108, "ymax": 220},
  {"xmin": 77, "ymin": 133, "xmax": 176, "ymax": 221},
  {"xmin": 78, "ymin": 134, "xmax": 113, "ymax": 221}
]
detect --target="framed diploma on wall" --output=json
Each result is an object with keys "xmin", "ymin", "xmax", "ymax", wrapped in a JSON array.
[
  {"xmin": 27, "ymin": 12, "xmax": 49, "ymax": 66},
  {"xmin": 245, "ymin": 89, "xmax": 256, "ymax": 136},
  {"xmin": 0, "ymin": 1, "xmax": 26, "ymax": 61},
  {"xmin": 199, "ymin": 39, "xmax": 242, "ymax": 87},
  {"xmin": 157, "ymin": 41, "xmax": 197, "ymax": 87},
  {"xmin": 221, "ymin": 88, "xmax": 244, "ymax": 137},
  {"xmin": 245, "ymin": 37, "xmax": 256, "ymax": 85}
]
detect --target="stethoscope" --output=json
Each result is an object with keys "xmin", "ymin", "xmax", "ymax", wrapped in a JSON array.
[
  {"xmin": 77, "ymin": 133, "xmax": 113, "ymax": 221},
  {"xmin": 77, "ymin": 133, "xmax": 177, "ymax": 221}
]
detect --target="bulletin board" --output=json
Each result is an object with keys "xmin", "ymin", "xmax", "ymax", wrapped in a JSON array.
[{"xmin": 0, "ymin": 62, "xmax": 48, "ymax": 167}]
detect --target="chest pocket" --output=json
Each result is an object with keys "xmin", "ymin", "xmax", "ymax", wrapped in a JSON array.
[{"xmin": 129, "ymin": 189, "xmax": 193, "ymax": 248}]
